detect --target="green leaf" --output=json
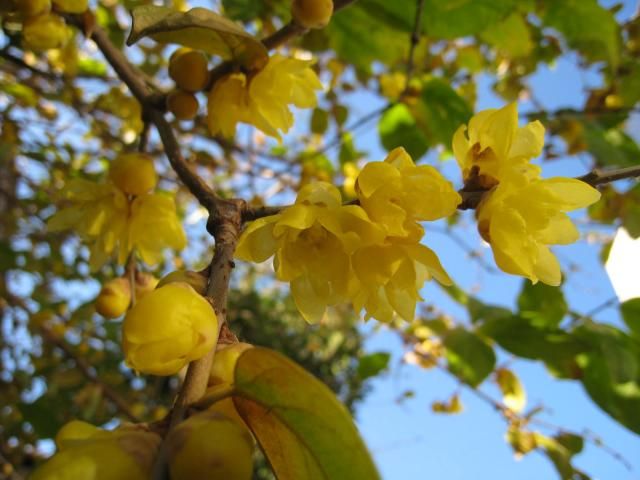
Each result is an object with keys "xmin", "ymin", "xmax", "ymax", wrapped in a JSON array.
[
  {"xmin": 535, "ymin": 433, "xmax": 590, "ymax": 480},
  {"xmin": 378, "ymin": 104, "xmax": 430, "ymax": 160},
  {"xmin": 412, "ymin": 78, "xmax": 472, "ymax": 148},
  {"xmin": 233, "ymin": 348, "xmax": 380, "ymax": 480},
  {"xmin": 127, "ymin": 6, "xmax": 268, "ymax": 70},
  {"xmin": 311, "ymin": 108, "xmax": 329, "ymax": 135},
  {"xmin": 480, "ymin": 316, "xmax": 585, "ymax": 379},
  {"xmin": 517, "ymin": 281, "xmax": 568, "ymax": 328},
  {"xmin": 574, "ymin": 323, "xmax": 640, "ymax": 434},
  {"xmin": 480, "ymin": 13, "xmax": 533, "ymax": 58},
  {"xmin": 583, "ymin": 121, "xmax": 640, "ymax": 167},
  {"xmin": 468, "ymin": 297, "xmax": 512, "ymax": 324},
  {"xmin": 357, "ymin": 352, "xmax": 391, "ymax": 380},
  {"xmin": 620, "ymin": 297, "xmax": 640, "ymax": 337},
  {"xmin": 443, "ymin": 327, "xmax": 496, "ymax": 387},
  {"xmin": 423, "ymin": 0, "xmax": 517, "ymax": 39},
  {"xmin": 542, "ymin": 0, "xmax": 620, "ymax": 67},
  {"xmin": 328, "ymin": 4, "xmax": 407, "ymax": 70}
]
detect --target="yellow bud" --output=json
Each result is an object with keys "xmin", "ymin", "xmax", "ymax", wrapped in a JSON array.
[
  {"xmin": 95, "ymin": 278, "xmax": 131, "ymax": 319},
  {"xmin": 209, "ymin": 397, "xmax": 251, "ymax": 434},
  {"xmin": 52, "ymin": 0, "xmax": 87, "ymax": 13},
  {"xmin": 123, "ymin": 283, "xmax": 219, "ymax": 376},
  {"xmin": 109, "ymin": 153, "xmax": 157, "ymax": 196},
  {"xmin": 292, "ymin": 0, "xmax": 333, "ymax": 29},
  {"xmin": 32, "ymin": 423, "xmax": 161, "ymax": 480},
  {"xmin": 208, "ymin": 342, "xmax": 254, "ymax": 387},
  {"xmin": 169, "ymin": 49, "xmax": 209, "ymax": 93},
  {"xmin": 55, "ymin": 420, "xmax": 100, "ymax": 450},
  {"xmin": 167, "ymin": 411, "xmax": 254, "ymax": 480},
  {"xmin": 134, "ymin": 272, "xmax": 159, "ymax": 300},
  {"xmin": 167, "ymin": 90, "xmax": 200, "ymax": 121},
  {"xmin": 22, "ymin": 13, "xmax": 71, "ymax": 50},
  {"xmin": 18, "ymin": 0, "xmax": 51, "ymax": 16},
  {"xmin": 157, "ymin": 270, "xmax": 208, "ymax": 295}
]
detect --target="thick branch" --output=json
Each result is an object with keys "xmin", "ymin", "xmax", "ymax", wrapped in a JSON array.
[{"xmin": 577, "ymin": 165, "xmax": 640, "ymax": 186}]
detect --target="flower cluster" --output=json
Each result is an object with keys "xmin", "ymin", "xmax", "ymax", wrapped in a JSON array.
[
  {"xmin": 48, "ymin": 153, "xmax": 186, "ymax": 270},
  {"xmin": 453, "ymin": 103, "xmax": 600, "ymax": 285},
  {"xmin": 236, "ymin": 147, "xmax": 460, "ymax": 323},
  {"xmin": 207, "ymin": 54, "xmax": 323, "ymax": 140},
  {"xmin": 7, "ymin": 0, "xmax": 88, "ymax": 51}
]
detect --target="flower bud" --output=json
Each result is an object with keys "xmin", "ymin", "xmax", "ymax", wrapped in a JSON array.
[
  {"xmin": 157, "ymin": 270, "xmax": 208, "ymax": 295},
  {"xmin": 167, "ymin": 90, "xmax": 200, "ymax": 121},
  {"xmin": 292, "ymin": 0, "xmax": 333, "ymax": 29},
  {"xmin": 95, "ymin": 277, "xmax": 131, "ymax": 319},
  {"xmin": 167, "ymin": 411, "xmax": 254, "ymax": 480},
  {"xmin": 52, "ymin": 0, "xmax": 87, "ymax": 13},
  {"xmin": 208, "ymin": 342, "xmax": 254, "ymax": 388},
  {"xmin": 169, "ymin": 48, "xmax": 209, "ymax": 93},
  {"xmin": 109, "ymin": 153, "xmax": 157, "ymax": 196},
  {"xmin": 123, "ymin": 282, "xmax": 218, "ymax": 376},
  {"xmin": 22, "ymin": 13, "xmax": 71, "ymax": 50},
  {"xmin": 32, "ymin": 422, "xmax": 161, "ymax": 480}
]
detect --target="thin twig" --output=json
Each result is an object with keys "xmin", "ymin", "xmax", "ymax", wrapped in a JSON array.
[
  {"xmin": 39, "ymin": 326, "xmax": 139, "ymax": 422},
  {"xmin": 405, "ymin": 0, "xmax": 426, "ymax": 87},
  {"xmin": 577, "ymin": 165, "xmax": 640, "ymax": 186}
]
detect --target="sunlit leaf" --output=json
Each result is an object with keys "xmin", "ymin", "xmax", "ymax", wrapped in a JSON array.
[
  {"xmin": 443, "ymin": 327, "xmax": 496, "ymax": 387},
  {"xmin": 495, "ymin": 368, "xmax": 526, "ymax": 413},
  {"xmin": 233, "ymin": 347, "xmax": 380, "ymax": 480},
  {"xmin": 127, "ymin": 6, "xmax": 268, "ymax": 70}
]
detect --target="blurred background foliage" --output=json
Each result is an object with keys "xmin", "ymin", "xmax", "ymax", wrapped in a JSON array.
[{"xmin": 1, "ymin": 0, "xmax": 639, "ymax": 478}]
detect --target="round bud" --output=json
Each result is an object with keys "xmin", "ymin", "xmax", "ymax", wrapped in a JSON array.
[
  {"xmin": 208, "ymin": 342, "xmax": 254, "ymax": 387},
  {"xmin": 52, "ymin": 0, "xmax": 87, "ymax": 13},
  {"xmin": 169, "ymin": 49, "xmax": 209, "ymax": 93},
  {"xmin": 109, "ymin": 153, "xmax": 157, "ymax": 196},
  {"xmin": 157, "ymin": 270, "xmax": 208, "ymax": 295},
  {"xmin": 123, "ymin": 283, "xmax": 218, "ymax": 376},
  {"xmin": 167, "ymin": 411, "xmax": 254, "ymax": 480},
  {"xmin": 22, "ymin": 13, "xmax": 71, "ymax": 50},
  {"xmin": 95, "ymin": 278, "xmax": 131, "ymax": 319},
  {"xmin": 291, "ymin": 0, "xmax": 333, "ymax": 29},
  {"xmin": 167, "ymin": 90, "xmax": 200, "ymax": 121},
  {"xmin": 18, "ymin": 0, "xmax": 51, "ymax": 17}
]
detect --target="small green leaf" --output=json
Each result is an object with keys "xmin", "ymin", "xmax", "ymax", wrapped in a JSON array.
[
  {"xmin": 127, "ymin": 6, "xmax": 268, "ymax": 70},
  {"xmin": 233, "ymin": 348, "xmax": 380, "ymax": 480},
  {"xmin": 480, "ymin": 13, "xmax": 533, "ymax": 58},
  {"xmin": 357, "ymin": 352, "xmax": 391, "ymax": 380},
  {"xmin": 620, "ymin": 297, "xmax": 640, "ymax": 337},
  {"xmin": 423, "ymin": 0, "xmax": 518, "ymax": 39},
  {"xmin": 443, "ymin": 328, "xmax": 496, "ymax": 387},
  {"xmin": 412, "ymin": 79, "xmax": 472, "ymax": 148},
  {"xmin": 542, "ymin": 0, "xmax": 620, "ymax": 67},
  {"xmin": 378, "ymin": 104, "xmax": 430, "ymax": 161},
  {"xmin": 311, "ymin": 108, "xmax": 329, "ymax": 135},
  {"xmin": 517, "ymin": 281, "xmax": 568, "ymax": 328}
]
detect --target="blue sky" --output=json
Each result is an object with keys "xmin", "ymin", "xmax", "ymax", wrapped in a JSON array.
[{"xmin": 351, "ymin": 2, "xmax": 640, "ymax": 478}]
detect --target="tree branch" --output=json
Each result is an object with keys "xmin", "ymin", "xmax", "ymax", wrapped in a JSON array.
[
  {"xmin": 405, "ymin": 0, "xmax": 426, "ymax": 87},
  {"xmin": 243, "ymin": 165, "xmax": 640, "ymax": 221}
]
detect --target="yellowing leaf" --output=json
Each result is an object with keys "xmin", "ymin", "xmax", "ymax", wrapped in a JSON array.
[
  {"xmin": 232, "ymin": 347, "xmax": 380, "ymax": 480},
  {"xmin": 127, "ymin": 6, "xmax": 268, "ymax": 70},
  {"xmin": 495, "ymin": 368, "xmax": 526, "ymax": 413}
]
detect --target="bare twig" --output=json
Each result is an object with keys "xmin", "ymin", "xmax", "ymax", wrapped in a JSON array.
[{"xmin": 577, "ymin": 165, "xmax": 640, "ymax": 186}]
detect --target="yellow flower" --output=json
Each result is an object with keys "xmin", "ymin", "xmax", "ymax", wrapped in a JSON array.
[
  {"xmin": 379, "ymin": 72, "xmax": 406, "ymax": 99},
  {"xmin": 356, "ymin": 147, "xmax": 461, "ymax": 236},
  {"xmin": 123, "ymin": 282, "xmax": 219, "ymax": 376},
  {"xmin": 32, "ymin": 422, "xmax": 160, "ymax": 480},
  {"xmin": 207, "ymin": 54, "xmax": 322, "ymax": 140},
  {"xmin": 476, "ymin": 173, "xmax": 600, "ymax": 285},
  {"xmin": 48, "ymin": 177, "xmax": 185, "ymax": 270},
  {"xmin": 22, "ymin": 13, "xmax": 72, "ymax": 51},
  {"xmin": 236, "ymin": 182, "xmax": 383, "ymax": 323},
  {"xmin": 452, "ymin": 102, "xmax": 545, "ymax": 187},
  {"xmin": 351, "ymin": 223, "xmax": 453, "ymax": 322}
]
